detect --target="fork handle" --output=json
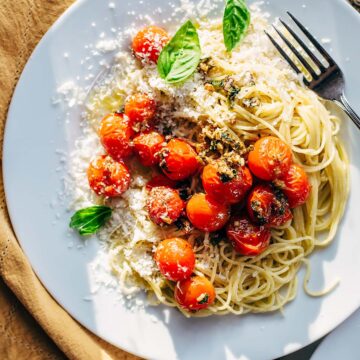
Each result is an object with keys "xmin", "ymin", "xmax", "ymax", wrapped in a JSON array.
[{"xmin": 334, "ymin": 94, "xmax": 360, "ymax": 130}]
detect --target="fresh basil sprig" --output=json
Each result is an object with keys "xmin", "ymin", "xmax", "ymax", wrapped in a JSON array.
[
  {"xmin": 70, "ymin": 206, "xmax": 112, "ymax": 235},
  {"xmin": 157, "ymin": 20, "xmax": 201, "ymax": 84},
  {"xmin": 223, "ymin": 0, "xmax": 251, "ymax": 52}
]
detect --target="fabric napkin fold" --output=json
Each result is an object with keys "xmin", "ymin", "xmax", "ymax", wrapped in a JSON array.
[{"xmin": 0, "ymin": 1, "xmax": 138, "ymax": 359}]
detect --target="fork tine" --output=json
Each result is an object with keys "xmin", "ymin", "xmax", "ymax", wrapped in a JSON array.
[
  {"xmin": 264, "ymin": 31, "xmax": 302, "ymax": 76},
  {"xmin": 279, "ymin": 19, "xmax": 326, "ymax": 72},
  {"xmin": 272, "ymin": 25, "xmax": 319, "ymax": 80},
  {"xmin": 287, "ymin": 12, "xmax": 335, "ymax": 66}
]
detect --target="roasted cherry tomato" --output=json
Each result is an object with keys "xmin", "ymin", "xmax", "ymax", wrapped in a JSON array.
[
  {"xmin": 202, "ymin": 162, "xmax": 253, "ymax": 205},
  {"xmin": 186, "ymin": 193, "xmax": 230, "ymax": 232},
  {"xmin": 247, "ymin": 184, "xmax": 292, "ymax": 227},
  {"xmin": 133, "ymin": 131, "xmax": 165, "ymax": 167},
  {"xmin": 99, "ymin": 113, "xmax": 133, "ymax": 161},
  {"xmin": 248, "ymin": 136, "xmax": 292, "ymax": 181},
  {"xmin": 87, "ymin": 155, "xmax": 131, "ymax": 197},
  {"xmin": 146, "ymin": 174, "xmax": 177, "ymax": 190},
  {"xmin": 278, "ymin": 163, "xmax": 311, "ymax": 208},
  {"xmin": 226, "ymin": 215, "xmax": 271, "ymax": 256},
  {"xmin": 132, "ymin": 26, "xmax": 169, "ymax": 63},
  {"xmin": 159, "ymin": 139, "xmax": 200, "ymax": 181},
  {"xmin": 124, "ymin": 93, "xmax": 156, "ymax": 126},
  {"xmin": 154, "ymin": 238, "xmax": 195, "ymax": 282},
  {"xmin": 175, "ymin": 276, "xmax": 215, "ymax": 311},
  {"xmin": 146, "ymin": 186, "xmax": 185, "ymax": 225}
]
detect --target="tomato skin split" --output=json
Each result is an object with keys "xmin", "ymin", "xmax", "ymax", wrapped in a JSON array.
[
  {"xmin": 247, "ymin": 184, "xmax": 292, "ymax": 227},
  {"xmin": 226, "ymin": 214, "xmax": 271, "ymax": 256}
]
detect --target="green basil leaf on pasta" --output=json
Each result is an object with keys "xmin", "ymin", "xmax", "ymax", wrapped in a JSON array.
[
  {"xmin": 223, "ymin": 0, "xmax": 251, "ymax": 51},
  {"xmin": 70, "ymin": 205, "xmax": 112, "ymax": 235},
  {"xmin": 157, "ymin": 20, "xmax": 201, "ymax": 84}
]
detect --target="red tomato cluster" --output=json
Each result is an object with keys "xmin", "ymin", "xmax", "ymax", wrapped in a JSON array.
[
  {"xmin": 86, "ymin": 26, "xmax": 312, "ymax": 312},
  {"xmin": 154, "ymin": 238, "xmax": 215, "ymax": 311}
]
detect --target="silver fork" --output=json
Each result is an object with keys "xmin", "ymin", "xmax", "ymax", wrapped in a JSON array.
[{"xmin": 265, "ymin": 12, "xmax": 360, "ymax": 130}]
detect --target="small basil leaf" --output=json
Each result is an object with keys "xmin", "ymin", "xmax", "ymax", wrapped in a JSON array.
[
  {"xmin": 223, "ymin": 0, "xmax": 251, "ymax": 52},
  {"xmin": 157, "ymin": 20, "xmax": 201, "ymax": 84},
  {"xmin": 70, "ymin": 206, "xmax": 112, "ymax": 236}
]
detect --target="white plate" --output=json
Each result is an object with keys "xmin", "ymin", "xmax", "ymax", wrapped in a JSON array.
[
  {"xmin": 3, "ymin": 1, "xmax": 360, "ymax": 359},
  {"xmin": 311, "ymin": 309, "xmax": 360, "ymax": 360}
]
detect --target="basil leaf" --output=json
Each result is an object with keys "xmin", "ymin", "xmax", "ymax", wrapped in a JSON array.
[
  {"xmin": 223, "ymin": 0, "xmax": 251, "ymax": 51},
  {"xmin": 157, "ymin": 20, "xmax": 201, "ymax": 84},
  {"xmin": 70, "ymin": 206, "xmax": 112, "ymax": 235}
]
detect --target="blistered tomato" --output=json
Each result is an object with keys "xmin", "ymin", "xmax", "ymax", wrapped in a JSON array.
[
  {"xmin": 247, "ymin": 184, "xmax": 292, "ymax": 226},
  {"xmin": 124, "ymin": 93, "xmax": 156, "ymax": 127},
  {"xmin": 87, "ymin": 155, "xmax": 131, "ymax": 197},
  {"xmin": 186, "ymin": 193, "xmax": 230, "ymax": 232},
  {"xmin": 99, "ymin": 113, "xmax": 133, "ymax": 161},
  {"xmin": 175, "ymin": 276, "xmax": 215, "ymax": 311},
  {"xmin": 159, "ymin": 139, "xmax": 200, "ymax": 181},
  {"xmin": 202, "ymin": 162, "xmax": 253, "ymax": 205},
  {"xmin": 154, "ymin": 238, "xmax": 195, "ymax": 281},
  {"xmin": 278, "ymin": 163, "xmax": 311, "ymax": 208},
  {"xmin": 248, "ymin": 136, "xmax": 292, "ymax": 181},
  {"xmin": 146, "ymin": 186, "xmax": 185, "ymax": 225},
  {"xmin": 133, "ymin": 131, "xmax": 165, "ymax": 166},
  {"xmin": 146, "ymin": 174, "xmax": 177, "ymax": 191},
  {"xmin": 132, "ymin": 26, "xmax": 169, "ymax": 63},
  {"xmin": 226, "ymin": 215, "xmax": 271, "ymax": 256}
]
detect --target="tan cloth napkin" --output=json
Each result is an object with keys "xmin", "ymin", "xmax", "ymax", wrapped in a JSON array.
[{"xmin": 0, "ymin": 1, "xmax": 139, "ymax": 359}]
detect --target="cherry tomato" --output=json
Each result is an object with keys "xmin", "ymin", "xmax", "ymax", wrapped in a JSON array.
[
  {"xmin": 132, "ymin": 26, "xmax": 169, "ymax": 63},
  {"xmin": 226, "ymin": 215, "xmax": 271, "ymax": 256},
  {"xmin": 247, "ymin": 184, "xmax": 292, "ymax": 227},
  {"xmin": 278, "ymin": 163, "xmax": 311, "ymax": 208},
  {"xmin": 202, "ymin": 162, "xmax": 253, "ymax": 205},
  {"xmin": 133, "ymin": 131, "xmax": 165, "ymax": 167},
  {"xmin": 124, "ymin": 93, "xmax": 156, "ymax": 126},
  {"xmin": 146, "ymin": 186, "xmax": 185, "ymax": 225},
  {"xmin": 87, "ymin": 155, "xmax": 131, "ymax": 197},
  {"xmin": 175, "ymin": 276, "xmax": 216, "ymax": 311},
  {"xmin": 159, "ymin": 139, "xmax": 200, "ymax": 181},
  {"xmin": 248, "ymin": 136, "xmax": 292, "ymax": 181},
  {"xmin": 154, "ymin": 238, "xmax": 195, "ymax": 281},
  {"xmin": 186, "ymin": 193, "xmax": 230, "ymax": 232},
  {"xmin": 146, "ymin": 174, "xmax": 177, "ymax": 191},
  {"xmin": 99, "ymin": 113, "xmax": 133, "ymax": 161}
]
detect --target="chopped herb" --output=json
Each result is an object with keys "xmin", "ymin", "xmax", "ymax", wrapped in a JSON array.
[
  {"xmin": 228, "ymin": 87, "xmax": 240, "ymax": 103},
  {"xmin": 116, "ymin": 105, "xmax": 125, "ymax": 114},
  {"xmin": 219, "ymin": 173, "xmax": 232, "ymax": 183},
  {"xmin": 210, "ymin": 79, "xmax": 225, "ymax": 88},
  {"xmin": 198, "ymin": 293, "xmax": 209, "ymax": 304}
]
